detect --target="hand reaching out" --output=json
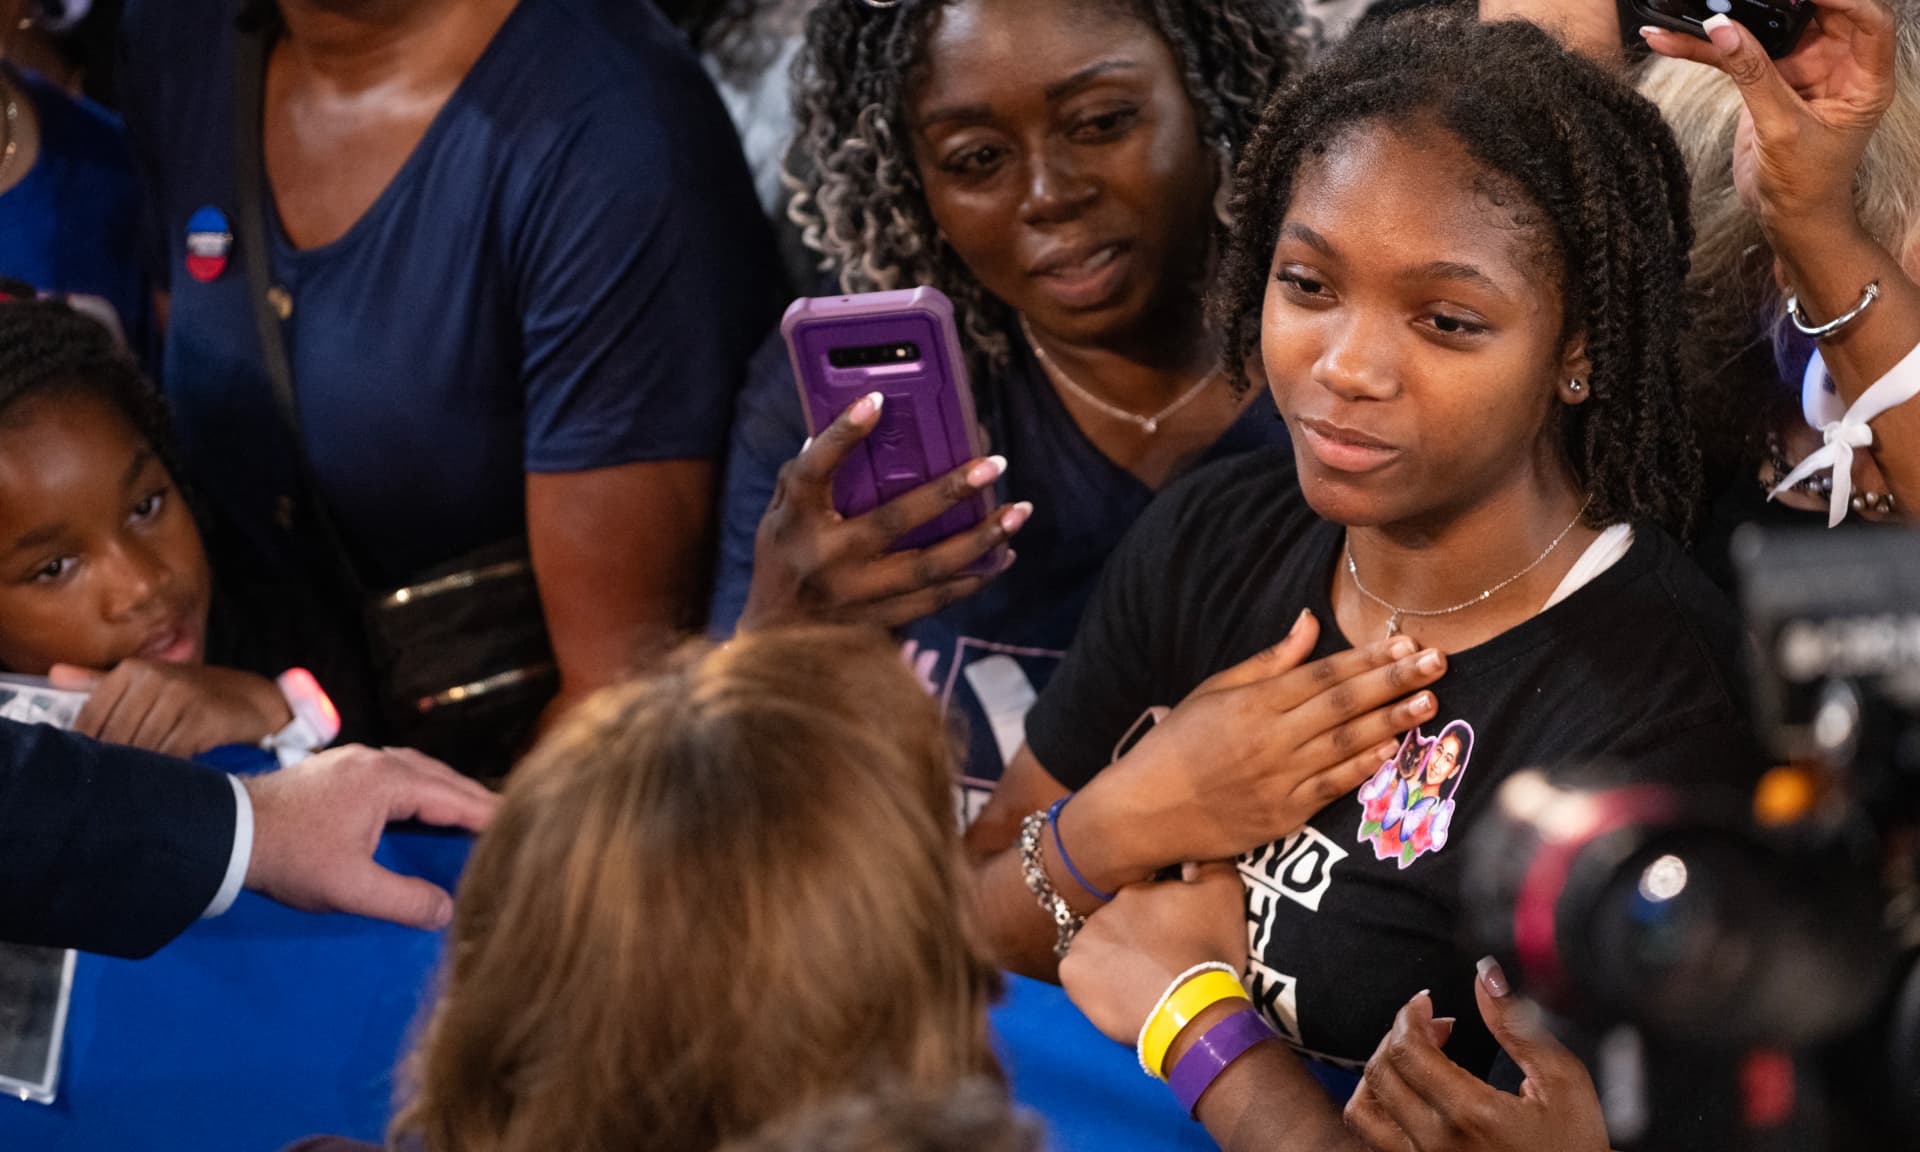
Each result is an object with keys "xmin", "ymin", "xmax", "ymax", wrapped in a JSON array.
[{"xmin": 243, "ymin": 745, "xmax": 499, "ymax": 930}]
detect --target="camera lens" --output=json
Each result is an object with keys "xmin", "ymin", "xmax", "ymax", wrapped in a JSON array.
[
  {"xmin": 1569, "ymin": 831, "xmax": 1888, "ymax": 1046},
  {"xmin": 1576, "ymin": 834, "xmax": 1755, "ymax": 1030}
]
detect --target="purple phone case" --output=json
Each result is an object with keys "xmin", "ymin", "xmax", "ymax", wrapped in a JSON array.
[{"xmin": 783, "ymin": 287, "xmax": 996, "ymax": 566}]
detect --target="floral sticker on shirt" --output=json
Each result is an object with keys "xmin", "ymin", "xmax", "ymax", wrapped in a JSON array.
[{"xmin": 1357, "ymin": 720, "xmax": 1474, "ymax": 870}]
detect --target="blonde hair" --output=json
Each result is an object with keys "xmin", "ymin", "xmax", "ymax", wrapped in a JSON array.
[{"xmin": 391, "ymin": 627, "xmax": 1001, "ymax": 1152}]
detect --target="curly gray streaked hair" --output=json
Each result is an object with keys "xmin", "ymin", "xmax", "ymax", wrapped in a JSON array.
[{"xmin": 785, "ymin": 0, "xmax": 1308, "ymax": 378}]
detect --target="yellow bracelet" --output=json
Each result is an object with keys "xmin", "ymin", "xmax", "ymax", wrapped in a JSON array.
[{"xmin": 1140, "ymin": 969, "xmax": 1250, "ymax": 1080}]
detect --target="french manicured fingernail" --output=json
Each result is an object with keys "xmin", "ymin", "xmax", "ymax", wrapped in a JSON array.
[
  {"xmin": 968, "ymin": 455, "xmax": 1008, "ymax": 487},
  {"xmin": 1374, "ymin": 741, "xmax": 1399, "ymax": 762},
  {"xmin": 1412, "ymin": 988, "xmax": 1430, "ymax": 1003},
  {"xmin": 1410, "ymin": 692, "xmax": 1435, "ymax": 714},
  {"xmin": 852, "ymin": 391, "xmax": 884, "ymax": 423},
  {"xmin": 1289, "ymin": 608, "xmax": 1313, "ymax": 636},
  {"xmin": 1477, "ymin": 955, "xmax": 1510, "ymax": 998},
  {"xmin": 1701, "ymin": 13, "xmax": 1738, "ymax": 50},
  {"xmin": 1417, "ymin": 650, "xmax": 1444, "ymax": 674},
  {"xmin": 1638, "ymin": 25, "xmax": 1664, "ymax": 40},
  {"xmin": 1389, "ymin": 635, "xmax": 1417, "ymax": 659},
  {"xmin": 1001, "ymin": 502, "xmax": 1033, "ymax": 533}
]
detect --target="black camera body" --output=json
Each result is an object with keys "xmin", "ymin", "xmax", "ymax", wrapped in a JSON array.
[
  {"xmin": 1465, "ymin": 528, "xmax": 1920, "ymax": 1150},
  {"xmin": 1624, "ymin": 0, "xmax": 1816, "ymax": 58}
]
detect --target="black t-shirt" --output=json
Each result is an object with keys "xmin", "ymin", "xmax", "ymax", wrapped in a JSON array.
[{"xmin": 1026, "ymin": 447, "xmax": 1762, "ymax": 1077}]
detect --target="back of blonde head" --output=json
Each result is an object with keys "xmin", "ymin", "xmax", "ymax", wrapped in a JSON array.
[{"xmin": 392, "ymin": 627, "xmax": 1000, "ymax": 1152}]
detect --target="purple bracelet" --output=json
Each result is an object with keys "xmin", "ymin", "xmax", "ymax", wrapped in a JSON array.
[
  {"xmin": 1167, "ymin": 1008, "xmax": 1277, "ymax": 1118},
  {"xmin": 1047, "ymin": 796, "xmax": 1116, "ymax": 902}
]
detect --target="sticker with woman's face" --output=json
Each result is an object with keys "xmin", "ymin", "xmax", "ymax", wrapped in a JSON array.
[{"xmin": 1355, "ymin": 720, "xmax": 1475, "ymax": 869}]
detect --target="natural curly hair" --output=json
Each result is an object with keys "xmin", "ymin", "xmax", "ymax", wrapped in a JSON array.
[
  {"xmin": 787, "ymin": 0, "xmax": 1308, "ymax": 378},
  {"xmin": 0, "ymin": 286, "xmax": 182, "ymax": 484},
  {"xmin": 1211, "ymin": 11, "xmax": 1706, "ymax": 540}
]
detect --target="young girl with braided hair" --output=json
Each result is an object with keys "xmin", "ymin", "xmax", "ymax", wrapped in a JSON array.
[
  {"xmin": 0, "ymin": 292, "xmax": 332, "ymax": 762},
  {"xmin": 958, "ymin": 10, "xmax": 1763, "ymax": 1148}
]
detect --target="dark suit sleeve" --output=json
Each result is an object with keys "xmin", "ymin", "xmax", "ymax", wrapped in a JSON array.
[{"xmin": 0, "ymin": 720, "xmax": 236, "ymax": 958}]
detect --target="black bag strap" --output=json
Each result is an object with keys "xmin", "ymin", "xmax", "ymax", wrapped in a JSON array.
[{"xmin": 231, "ymin": 12, "xmax": 368, "ymax": 601}]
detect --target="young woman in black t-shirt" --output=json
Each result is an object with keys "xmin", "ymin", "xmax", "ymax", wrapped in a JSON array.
[{"xmin": 962, "ymin": 11, "xmax": 1765, "ymax": 1147}]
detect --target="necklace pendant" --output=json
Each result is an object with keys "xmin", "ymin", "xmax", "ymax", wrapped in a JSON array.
[
  {"xmin": 1385, "ymin": 611, "xmax": 1402, "ymax": 638},
  {"xmin": 1141, "ymin": 418, "xmax": 1158, "ymax": 435}
]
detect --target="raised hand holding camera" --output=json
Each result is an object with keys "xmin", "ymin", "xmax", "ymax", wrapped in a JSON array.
[
  {"xmin": 1644, "ymin": 0, "xmax": 1920, "ymax": 512},
  {"xmin": 1639, "ymin": 0, "xmax": 1892, "ymax": 227}
]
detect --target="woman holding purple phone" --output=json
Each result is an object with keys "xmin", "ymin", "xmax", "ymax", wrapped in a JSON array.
[{"xmin": 711, "ymin": 0, "xmax": 1316, "ymax": 801}]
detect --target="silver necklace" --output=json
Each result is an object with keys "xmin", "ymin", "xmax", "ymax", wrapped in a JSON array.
[
  {"xmin": 1019, "ymin": 315, "xmax": 1215, "ymax": 436},
  {"xmin": 1344, "ymin": 494, "xmax": 1594, "ymax": 638}
]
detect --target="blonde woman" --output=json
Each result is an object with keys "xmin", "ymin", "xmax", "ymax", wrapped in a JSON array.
[{"xmin": 291, "ymin": 626, "xmax": 1003, "ymax": 1152}]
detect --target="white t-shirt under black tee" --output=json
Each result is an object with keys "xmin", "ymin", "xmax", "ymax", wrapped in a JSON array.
[{"xmin": 1026, "ymin": 447, "xmax": 1762, "ymax": 1077}]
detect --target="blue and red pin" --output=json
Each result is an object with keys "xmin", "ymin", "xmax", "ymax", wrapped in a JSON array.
[{"xmin": 185, "ymin": 206, "xmax": 233, "ymax": 283}]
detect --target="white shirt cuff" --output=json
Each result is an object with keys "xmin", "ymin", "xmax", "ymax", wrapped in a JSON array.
[{"xmin": 201, "ymin": 775, "xmax": 254, "ymax": 919}]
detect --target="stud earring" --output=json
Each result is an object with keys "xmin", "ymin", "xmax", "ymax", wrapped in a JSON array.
[{"xmin": 1568, "ymin": 378, "xmax": 1585, "ymax": 393}]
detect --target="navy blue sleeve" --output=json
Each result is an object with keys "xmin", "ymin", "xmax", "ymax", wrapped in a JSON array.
[
  {"xmin": 709, "ymin": 329, "xmax": 808, "ymax": 636},
  {"xmin": 510, "ymin": 85, "xmax": 779, "ymax": 472},
  {"xmin": 0, "ymin": 721, "xmax": 234, "ymax": 958}
]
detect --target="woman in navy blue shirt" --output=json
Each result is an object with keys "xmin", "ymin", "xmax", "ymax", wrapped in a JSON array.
[
  {"xmin": 119, "ymin": 0, "xmax": 779, "ymax": 731},
  {"xmin": 713, "ymin": 0, "xmax": 1304, "ymax": 804}
]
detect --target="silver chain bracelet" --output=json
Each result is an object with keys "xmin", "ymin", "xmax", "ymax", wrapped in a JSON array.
[{"xmin": 1019, "ymin": 809, "xmax": 1084, "ymax": 958}]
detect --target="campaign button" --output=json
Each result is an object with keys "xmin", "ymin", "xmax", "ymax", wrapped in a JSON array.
[{"xmin": 185, "ymin": 206, "xmax": 233, "ymax": 283}]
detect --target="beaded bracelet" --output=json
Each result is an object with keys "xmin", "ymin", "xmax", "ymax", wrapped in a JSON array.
[
  {"xmin": 1167, "ymin": 1008, "xmax": 1278, "ymax": 1118},
  {"xmin": 1136, "ymin": 963, "xmax": 1250, "ymax": 1080},
  {"xmin": 1019, "ymin": 809, "xmax": 1083, "ymax": 958}
]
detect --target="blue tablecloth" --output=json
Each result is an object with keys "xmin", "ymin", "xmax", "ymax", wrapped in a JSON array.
[{"xmin": 0, "ymin": 829, "xmax": 1340, "ymax": 1151}]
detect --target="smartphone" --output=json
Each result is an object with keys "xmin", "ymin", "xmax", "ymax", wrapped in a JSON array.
[
  {"xmin": 1626, "ymin": 0, "xmax": 1814, "ymax": 58},
  {"xmin": 783, "ymin": 287, "xmax": 997, "ymax": 565}
]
